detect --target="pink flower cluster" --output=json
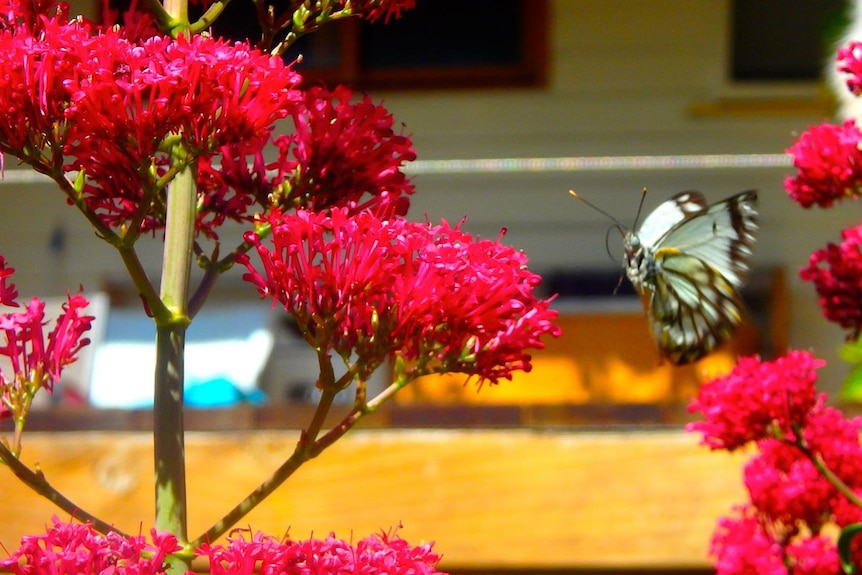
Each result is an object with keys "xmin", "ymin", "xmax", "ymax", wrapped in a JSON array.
[
  {"xmin": 839, "ymin": 41, "xmax": 862, "ymax": 97},
  {"xmin": 276, "ymin": 86, "xmax": 416, "ymax": 216},
  {"xmin": 688, "ymin": 352, "xmax": 862, "ymax": 573},
  {"xmin": 0, "ymin": 3, "xmax": 306, "ymax": 238},
  {"xmin": 199, "ymin": 527, "xmax": 444, "ymax": 575},
  {"xmin": 0, "ymin": 518, "xmax": 181, "ymax": 575},
  {"xmin": 783, "ymin": 44, "xmax": 862, "ymax": 341},
  {"xmin": 197, "ymin": 84, "xmax": 417, "ymax": 232},
  {"xmin": 238, "ymin": 209, "xmax": 561, "ymax": 385},
  {"xmin": 801, "ymin": 224, "xmax": 862, "ymax": 340},
  {"xmin": 710, "ymin": 508, "xmax": 840, "ymax": 575},
  {"xmin": 0, "ymin": 1, "xmax": 423, "ymax": 241},
  {"xmin": 0, "ymin": 519, "xmax": 445, "ymax": 575},
  {"xmin": 352, "ymin": 0, "xmax": 417, "ymax": 23},
  {"xmin": 686, "ymin": 351, "xmax": 823, "ymax": 450},
  {"xmin": 784, "ymin": 121, "xmax": 862, "ymax": 209},
  {"xmin": 0, "ymin": 258, "xmax": 92, "ymax": 420}
]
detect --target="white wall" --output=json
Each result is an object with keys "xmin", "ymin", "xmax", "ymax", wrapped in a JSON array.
[{"xmin": 1, "ymin": 0, "xmax": 855, "ymax": 391}]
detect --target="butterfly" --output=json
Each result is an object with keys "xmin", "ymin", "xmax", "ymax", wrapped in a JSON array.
[{"xmin": 571, "ymin": 190, "xmax": 759, "ymax": 364}]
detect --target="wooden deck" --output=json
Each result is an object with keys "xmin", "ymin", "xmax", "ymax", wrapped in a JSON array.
[{"xmin": 0, "ymin": 425, "xmax": 748, "ymax": 571}]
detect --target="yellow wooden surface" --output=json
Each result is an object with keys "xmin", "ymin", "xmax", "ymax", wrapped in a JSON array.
[
  {"xmin": 401, "ymin": 313, "xmax": 757, "ymax": 405},
  {"xmin": 0, "ymin": 429, "xmax": 748, "ymax": 569}
]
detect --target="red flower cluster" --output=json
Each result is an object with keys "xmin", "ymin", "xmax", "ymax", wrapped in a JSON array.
[
  {"xmin": 800, "ymin": 224, "xmax": 862, "ymax": 340},
  {"xmin": 0, "ymin": 518, "xmax": 181, "ymax": 575},
  {"xmin": 199, "ymin": 528, "xmax": 444, "ymax": 575},
  {"xmin": 784, "ymin": 121, "xmax": 862, "ymax": 208},
  {"xmin": 275, "ymin": 86, "xmax": 416, "ymax": 216},
  {"xmin": 195, "ymin": 85, "xmax": 416, "ymax": 236},
  {"xmin": 0, "ymin": 258, "xmax": 92, "ymax": 420},
  {"xmin": 1, "ymin": 520, "xmax": 445, "ymax": 575},
  {"xmin": 238, "ymin": 209, "xmax": 560, "ymax": 385},
  {"xmin": 839, "ymin": 41, "xmax": 862, "ymax": 97},
  {"xmin": 686, "ymin": 351, "xmax": 823, "ymax": 450},
  {"xmin": 710, "ymin": 507, "xmax": 840, "ymax": 575},
  {"xmin": 0, "ymin": 256, "xmax": 17, "ymax": 306},
  {"xmin": 0, "ymin": 2, "xmax": 305, "ymax": 238},
  {"xmin": 689, "ymin": 353, "xmax": 862, "ymax": 573},
  {"xmin": 352, "ymin": 0, "xmax": 418, "ymax": 23},
  {"xmin": 0, "ymin": 0, "xmax": 66, "ymax": 33}
]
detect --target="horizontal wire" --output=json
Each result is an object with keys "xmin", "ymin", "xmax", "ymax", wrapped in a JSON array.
[
  {"xmin": 406, "ymin": 153, "xmax": 791, "ymax": 174},
  {"xmin": 0, "ymin": 154, "xmax": 792, "ymax": 184}
]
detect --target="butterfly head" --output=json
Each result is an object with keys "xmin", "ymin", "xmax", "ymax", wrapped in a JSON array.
[{"xmin": 623, "ymin": 231, "xmax": 652, "ymax": 291}]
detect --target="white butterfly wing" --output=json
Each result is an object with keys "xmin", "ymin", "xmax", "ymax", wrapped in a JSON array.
[
  {"xmin": 656, "ymin": 191, "xmax": 758, "ymax": 286},
  {"xmin": 635, "ymin": 192, "xmax": 708, "ymax": 248},
  {"xmin": 649, "ymin": 251, "xmax": 744, "ymax": 364}
]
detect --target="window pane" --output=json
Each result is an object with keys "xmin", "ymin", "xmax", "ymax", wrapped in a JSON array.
[
  {"xmin": 732, "ymin": 0, "xmax": 846, "ymax": 81},
  {"xmin": 360, "ymin": 0, "xmax": 523, "ymax": 69}
]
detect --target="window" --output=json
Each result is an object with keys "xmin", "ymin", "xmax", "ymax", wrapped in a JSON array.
[
  {"xmin": 109, "ymin": 0, "xmax": 548, "ymax": 90},
  {"xmin": 731, "ymin": 0, "xmax": 846, "ymax": 81}
]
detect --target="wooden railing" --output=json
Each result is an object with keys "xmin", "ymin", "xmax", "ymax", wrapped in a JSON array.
[{"xmin": 0, "ymin": 422, "xmax": 748, "ymax": 572}]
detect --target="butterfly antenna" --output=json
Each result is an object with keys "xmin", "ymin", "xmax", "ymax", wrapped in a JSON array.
[
  {"xmin": 603, "ymin": 224, "xmax": 624, "ymax": 259},
  {"xmin": 631, "ymin": 187, "xmax": 649, "ymax": 229},
  {"xmin": 569, "ymin": 190, "xmax": 626, "ymax": 228}
]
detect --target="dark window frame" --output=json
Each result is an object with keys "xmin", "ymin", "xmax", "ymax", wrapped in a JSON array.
[{"xmin": 107, "ymin": 0, "xmax": 549, "ymax": 91}]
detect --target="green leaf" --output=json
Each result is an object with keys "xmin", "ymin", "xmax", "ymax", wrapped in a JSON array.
[
  {"xmin": 840, "ymin": 363, "xmax": 862, "ymax": 402},
  {"xmin": 838, "ymin": 522, "xmax": 862, "ymax": 574},
  {"xmin": 840, "ymin": 337, "xmax": 862, "ymax": 364}
]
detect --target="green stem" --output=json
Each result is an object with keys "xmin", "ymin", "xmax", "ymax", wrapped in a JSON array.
[
  {"xmin": 117, "ymin": 244, "xmax": 169, "ymax": 319},
  {"xmin": 140, "ymin": 0, "xmax": 174, "ymax": 32},
  {"xmin": 153, "ymin": 323, "xmax": 189, "ymax": 541},
  {"xmin": 796, "ymin": 437, "xmax": 862, "ymax": 509},
  {"xmin": 191, "ymin": 374, "xmax": 410, "ymax": 547},
  {"xmin": 153, "ymin": 142, "xmax": 196, "ymax": 569},
  {"xmin": 189, "ymin": 0, "xmax": 233, "ymax": 33},
  {"xmin": 0, "ymin": 442, "xmax": 125, "ymax": 537},
  {"xmin": 163, "ymin": 0, "xmax": 190, "ymax": 36}
]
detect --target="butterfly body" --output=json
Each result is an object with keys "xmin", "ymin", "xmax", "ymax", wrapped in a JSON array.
[{"xmin": 623, "ymin": 191, "xmax": 758, "ymax": 364}]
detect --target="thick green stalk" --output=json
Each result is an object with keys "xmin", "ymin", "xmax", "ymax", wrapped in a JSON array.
[
  {"xmin": 153, "ymin": 142, "xmax": 196, "ymax": 567},
  {"xmin": 162, "ymin": 0, "xmax": 190, "ymax": 35}
]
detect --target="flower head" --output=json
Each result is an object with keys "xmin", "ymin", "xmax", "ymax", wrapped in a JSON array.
[
  {"xmin": 786, "ymin": 535, "xmax": 842, "ymax": 575},
  {"xmin": 275, "ymin": 86, "xmax": 416, "ymax": 217},
  {"xmin": 709, "ymin": 507, "xmax": 787, "ymax": 575},
  {"xmin": 239, "ymin": 209, "xmax": 560, "ymax": 386},
  {"xmin": 0, "ymin": 261, "xmax": 92, "ymax": 421},
  {"xmin": 801, "ymin": 224, "xmax": 862, "ymax": 340},
  {"xmin": 686, "ymin": 351, "xmax": 824, "ymax": 451},
  {"xmin": 838, "ymin": 41, "xmax": 862, "ymax": 97},
  {"xmin": 784, "ymin": 121, "xmax": 862, "ymax": 208},
  {"xmin": 0, "ymin": 517, "xmax": 181, "ymax": 575},
  {"xmin": 354, "ymin": 0, "xmax": 417, "ymax": 23},
  {"xmin": 0, "ymin": 256, "xmax": 18, "ymax": 307},
  {"xmin": 0, "ymin": 0, "xmax": 67, "ymax": 34},
  {"xmin": 61, "ymin": 30, "xmax": 302, "ymax": 236},
  {"xmin": 0, "ymin": 6, "xmax": 303, "ymax": 239},
  {"xmin": 744, "ymin": 439, "xmax": 835, "ymax": 528},
  {"xmin": 198, "ymin": 528, "xmax": 444, "ymax": 575}
]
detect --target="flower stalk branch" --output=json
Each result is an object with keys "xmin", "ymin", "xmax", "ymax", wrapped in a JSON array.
[
  {"xmin": 795, "ymin": 435, "xmax": 862, "ymax": 511},
  {"xmin": 0, "ymin": 442, "xmax": 123, "ymax": 538},
  {"xmin": 192, "ymin": 371, "xmax": 411, "ymax": 548}
]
